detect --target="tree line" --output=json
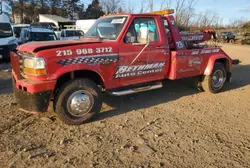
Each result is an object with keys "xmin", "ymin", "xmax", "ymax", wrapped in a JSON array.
[
  {"xmin": 10, "ymin": 0, "xmax": 113, "ymax": 23},
  {"xmin": 10, "ymin": 0, "xmax": 250, "ymax": 31}
]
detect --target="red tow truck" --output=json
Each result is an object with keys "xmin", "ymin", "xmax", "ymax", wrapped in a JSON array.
[{"xmin": 11, "ymin": 10, "xmax": 239, "ymax": 125}]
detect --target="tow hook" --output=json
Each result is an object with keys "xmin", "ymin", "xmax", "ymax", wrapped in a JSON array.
[{"xmin": 232, "ymin": 59, "xmax": 240, "ymax": 65}]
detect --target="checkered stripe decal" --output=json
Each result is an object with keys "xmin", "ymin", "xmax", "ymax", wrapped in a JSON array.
[{"xmin": 57, "ymin": 54, "xmax": 119, "ymax": 66}]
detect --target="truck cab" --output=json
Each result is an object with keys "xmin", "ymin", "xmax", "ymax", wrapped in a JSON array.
[
  {"xmin": 0, "ymin": 14, "xmax": 18, "ymax": 61},
  {"xmin": 12, "ymin": 24, "xmax": 30, "ymax": 44},
  {"xmin": 10, "ymin": 10, "xmax": 238, "ymax": 125},
  {"xmin": 60, "ymin": 29, "xmax": 84, "ymax": 40},
  {"xmin": 218, "ymin": 31, "xmax": 236, "ymax": 43},
  {"xmin": 19, "ymin": 27, "xmax": 58, "ymax": 44}
]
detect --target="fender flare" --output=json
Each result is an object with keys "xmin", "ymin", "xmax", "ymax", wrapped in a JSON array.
[
  {"xmin": 52, "ymin": 65, "xmax": 106, "ymax": 87},
  {"xmin": 204, "ymin": 55, "xmax": 232, "ymax": 76}
]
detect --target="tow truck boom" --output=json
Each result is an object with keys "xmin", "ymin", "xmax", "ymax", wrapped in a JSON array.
[{"xmin": 181, "ymin": 30, "xmax": 216, "ymax": 44}]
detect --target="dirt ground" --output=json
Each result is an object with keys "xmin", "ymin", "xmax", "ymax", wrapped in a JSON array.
[{"xmin": 0, "ymin": 44, "xmax": 250, "ymax": 168}]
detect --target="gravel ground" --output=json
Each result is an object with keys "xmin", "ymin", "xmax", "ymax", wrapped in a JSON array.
[{"xmin": 0, "ymin": 44, "xmax": 249, "ymax": 168}]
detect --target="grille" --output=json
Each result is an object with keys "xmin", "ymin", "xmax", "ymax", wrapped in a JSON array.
[
  {"xmin": 19, "ymin": 56, "xmax": 24, "ymax": 72},
  {"xmin": 15, "ymin": 52, "xmax": 25, "ymax": 78}
]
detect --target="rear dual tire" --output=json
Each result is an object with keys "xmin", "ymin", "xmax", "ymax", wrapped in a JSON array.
[{"xmin": 194, "ymin": 63, "xmax": 227, "ymax": 93}]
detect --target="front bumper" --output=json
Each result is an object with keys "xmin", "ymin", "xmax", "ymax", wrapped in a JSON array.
[
  {"xmin": 11, "ymin": 51, "xmax": 57, "ymax": 113},
  {"xmin": 13, "ymin": 83, "xmax": 51, "ymax": 113},
  {"xmin": 12, "ymin": 72, "xmax": 56, "ymax": 113}
]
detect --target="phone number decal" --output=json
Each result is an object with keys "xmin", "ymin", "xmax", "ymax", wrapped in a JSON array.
[{"xmin": 56, "ymin": 47, "xmax": 113, "ymax": 56}]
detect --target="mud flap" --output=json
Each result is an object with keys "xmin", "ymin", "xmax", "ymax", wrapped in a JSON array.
[{"xmin": 232, "ymin": 59, "xmax": 240, "ymax": 65}]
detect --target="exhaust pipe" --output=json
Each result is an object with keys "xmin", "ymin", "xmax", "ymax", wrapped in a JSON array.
[{"xmin": 110, "ymin": 83, "xmax": 163, "ymax": 96}]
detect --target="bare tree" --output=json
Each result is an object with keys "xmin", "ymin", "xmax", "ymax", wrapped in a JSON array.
[
  {"xmin": 191, "ymin": 10, "xmax": 222, "ymax": 29},
  {"xmin": 174, "ymin": 0, "xmax": 196, "ymax": 27},
  {"xmin": 160, "ymin": 0, "xmax": 171, "ymax": 10},
  {"xmin": 159, "ymin": 0, "xmax": 196, "ymax": 28},
  {"xmin": 14, "ymin": 0, "xmax": 28, "ymax": 23},
  {"xmin": 158, "ymin": 0, "xmax": 226, "ymax": 29},
  {"xmin": 229, "ymin": 18, "xmax": 248, "ymax": 28},
  {"xmin": 148, "ymin": 0, "xmax": 156, "ymax": 12},
  {"xmin": 101, "ymin": 0, "xmax": 123, "ymax": 14},
  {"xmin": 139, "ymin": 0, "xmax": 147, "ymax": 13},
  {"xmin": 126, "ymin": 0, "xmax": 134, "ymax": 13}
]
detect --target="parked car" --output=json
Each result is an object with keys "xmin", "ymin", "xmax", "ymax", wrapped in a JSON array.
[
  {"xmin": 60, "ymin": 29, "xmax": 84, "ymax": 40},
  {"xmin": 12, "ymin": 24, "xmax": 30, "ymax": 44},
  {"xmin": 217, "ymin": 31, "xmax": 236, "ymax": 43},
  {"xmin": 241, "ymin": 33, "xmax": 250, "ymax": 45},
  {"xmin": 76, "ymin": 19, "xmax": 96, "ymax": 33},
  {"xmin": 30, "ymin": 22, "xmax": 60, "ymax": 31},
  {"xmin": 19, "ymin": 27, "xmax": 58, "ymax": 44}
]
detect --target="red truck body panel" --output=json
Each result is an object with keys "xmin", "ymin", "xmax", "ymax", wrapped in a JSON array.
[{"xmin": 167, "ymin": 48, "xmax": 232, "ymax": 80}]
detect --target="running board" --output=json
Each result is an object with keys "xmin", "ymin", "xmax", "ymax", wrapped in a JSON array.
[{"xmin": 110, "ymin": 83, "xmax": 163, "ymax": 96}]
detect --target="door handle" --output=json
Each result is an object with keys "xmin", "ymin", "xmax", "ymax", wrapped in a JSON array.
[{"xmin": 119, "ymin": 57, "xmax": 125, "ymax": 61}]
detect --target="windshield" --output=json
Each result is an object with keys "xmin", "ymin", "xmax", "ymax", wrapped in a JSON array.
[
  {"xmin": 85, "ymin": 16, "xmax": 128, "ymax": 40},
  {"xmin": 0, "ymin": 23, "xmax": 13, "ymax": 38},
  {"xmin": 13, "ymin": 26, "xmax": 28, "ymax": 35},
  {"xmin": 66, "ymin": 30, "xmax": 84, "ymax": 37},
  {"xmin": 30, "ymin": 32, "xmax": 57, "ymax": 41}
]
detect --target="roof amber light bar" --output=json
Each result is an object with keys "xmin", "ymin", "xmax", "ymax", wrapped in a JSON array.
[
  {"xmin": 102, "ymin": 9, "xmax": 174, "ymax": 17},
  {"xmin": 148, "ymin": 9, "xmax": 174, "ymax": 15}
]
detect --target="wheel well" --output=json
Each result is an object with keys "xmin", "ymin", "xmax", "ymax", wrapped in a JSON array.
[
  {"xmin": 54, "ymin": 70, "xmax": 104, "ymax": 94},
  {"xmin": 215, "ymin": 58, "xmax": 231, "ymax": 82},
  {"xmin": 215, "ymin": 58, "xmax": 230, "ymax": 71}
]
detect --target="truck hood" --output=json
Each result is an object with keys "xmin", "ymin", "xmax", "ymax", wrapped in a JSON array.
[
  {"xmin": 17, "ymin": 39, "xmax": 101, "ymax": 53},
  {"xmin": 0, "ymin": 36, "xmax": 17, "ymax": 46}
]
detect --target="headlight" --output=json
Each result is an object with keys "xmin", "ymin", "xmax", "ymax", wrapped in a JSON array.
[{"xmin": 23, "ymin": 57, "xmax": 47, "ymax": 76}]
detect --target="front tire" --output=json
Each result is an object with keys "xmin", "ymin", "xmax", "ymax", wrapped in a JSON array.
[
  {"xmin": 201, "ymin": 63, "xmax": 227, "ymax": 93},
  {"xmin": 54, "ymin": 79, "xmax": 102, "ymax": 125}
]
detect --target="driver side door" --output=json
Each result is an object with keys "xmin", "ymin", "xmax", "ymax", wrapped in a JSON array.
[{"xmin": 117, "ymin": 17, "xmax": 167, "ymax": 86}]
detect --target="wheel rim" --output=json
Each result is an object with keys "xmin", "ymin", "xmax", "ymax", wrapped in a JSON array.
[
  {"xmin": 212, "ymin": 70, "xmax": 225, "ymax": 88},
  {"xmin": 67, "ymin": 90, "xmax": 94, "ymax": 117}
]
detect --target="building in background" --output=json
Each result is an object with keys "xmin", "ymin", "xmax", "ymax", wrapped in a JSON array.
[{"xmin": 39, "ymin": 14, "xmax": 75, "ymax": 30}]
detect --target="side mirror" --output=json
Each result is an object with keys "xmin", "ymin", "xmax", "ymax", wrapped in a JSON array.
[{"xmin": 15, "ymin": 33, "xmax": 20, "ymax": 38}]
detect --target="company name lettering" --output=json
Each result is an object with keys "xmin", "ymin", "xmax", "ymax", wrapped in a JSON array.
[
  {"xmin": 182, "ymin": 35, "xmax": 204, "ymax": 41},
  {"xmin": 115, "ymin": 62, "xmax": 165, "ymax": 78}
]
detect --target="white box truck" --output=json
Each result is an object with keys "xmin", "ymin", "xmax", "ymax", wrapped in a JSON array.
[{"xmin": 76, "ymin": 19, "xmax": 96, "ymax": 34}]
